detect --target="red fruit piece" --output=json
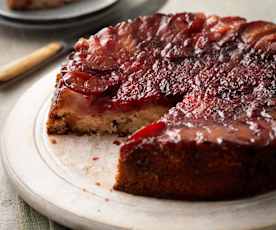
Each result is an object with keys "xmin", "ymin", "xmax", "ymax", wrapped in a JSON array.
[
  {"xmin": 92, "ymin": 156, "xmax": 99, "ymax": 161},
  {"xmin": 63, "ymin": 71, "xmax": 111, "ymax": 96},
  {"xmin": 129, "ymin": 121, "xmax": 166, "ymax": 141}
]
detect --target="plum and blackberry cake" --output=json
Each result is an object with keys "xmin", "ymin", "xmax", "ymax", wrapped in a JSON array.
[
  {"xmin": 7, "ymin": 0, "xmax": 75, "ymax": 10},
  {"xmin": 47, "ymin": 12, "xmax": 276, "ymax": 200}
]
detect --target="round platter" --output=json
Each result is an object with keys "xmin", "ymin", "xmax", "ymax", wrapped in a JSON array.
[
  {"xmin": 1, "ymin": 69, "xmax": 276, "ymax": 230},
  {"xmin": 0, "ymin": 0, "xmax": 118, "ymax": 22}
]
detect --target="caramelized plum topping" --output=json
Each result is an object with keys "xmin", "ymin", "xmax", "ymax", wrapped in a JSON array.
[
  {"xmin": 63, "ymin": 71, "xmax": 120, "ymax": 96},
  {"xmin": 59, "ymin": 13, "xmax": 276, "ymax": 145}
]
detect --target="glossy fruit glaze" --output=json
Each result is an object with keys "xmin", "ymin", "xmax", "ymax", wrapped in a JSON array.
[
  {"xmin": 58, "ymin": 13, "xmax": 276, "ymax": 145},
  {"xmin": 59, "ymin": 13, "xmax": 242, "ymax": 111}
]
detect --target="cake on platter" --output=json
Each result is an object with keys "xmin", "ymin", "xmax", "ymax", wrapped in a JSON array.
[{"xmin": 47, "ymin": 12, "xmax": 276, "ymax": 200}]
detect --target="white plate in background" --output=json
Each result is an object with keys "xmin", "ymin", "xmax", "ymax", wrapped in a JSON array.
[{"xmin": 0, "ymin": 0, "xmax": 118, "ymax": 22}]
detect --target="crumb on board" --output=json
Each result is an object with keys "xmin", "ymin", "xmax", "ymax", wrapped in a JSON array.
[
  {"xmin": 105, "ymin": 198, "xmax": 110, "ymax": 202},
  {"xmin": 96, "ymin": 182, "xmax": 101, "ymax": 186},
  {"xmin": 82, "ymin": 188, "xmax": 87, "ymax": 192},
  {"xmin": 113, "ymin": 140, "xmax": 121, "ymax": 145},
  {"xmin": 83, "ymin": 165, "xmax": 91, "ymax": 175},
  {"xmin": 92, "ymin": 156, "xmax": 100, "ymax": 161},
  {"xmin": 51, "ymin": 139, "xmax": 57, "ymax": 144}
]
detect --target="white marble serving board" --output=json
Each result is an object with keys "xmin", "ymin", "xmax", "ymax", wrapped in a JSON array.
[{"xmin": 1, "ymin": 69, "xmax": 276, "ymax": 230}]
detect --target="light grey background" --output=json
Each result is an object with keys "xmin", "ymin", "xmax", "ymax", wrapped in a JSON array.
[{"xmin": 1, "ymin": 0, "xmax": 276, "ymax": 229}]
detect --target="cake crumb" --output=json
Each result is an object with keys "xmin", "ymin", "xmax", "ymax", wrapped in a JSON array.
[
  {"xmin": 51, "ymin": 139, "xmax": 57, "ymax": 144},
  {"xmin": 82, "ymin": 188, "xmax": 87, "ymax": 192},
  {"xmin": 92, "ymin": 156, "xmax": 99, "ymax": 161},
  {"xmin": 118, "ymin": 133, "xmax": 127, "ymax": 137},
  {"xmin": 113, "ymin": 140, "xmax": 121, "ymax": 145},
  {"xmin": 96, "ymin": 182, "xmax": 101, "ymax": 186},
  {"xmin": 105, "ymin": 198, "xmax": 109, "ymax": 202}
]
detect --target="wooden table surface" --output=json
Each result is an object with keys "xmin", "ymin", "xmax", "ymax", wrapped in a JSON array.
[{"xmin": 1, "ymin": 0, "xmax": 276, "ymax": 229}]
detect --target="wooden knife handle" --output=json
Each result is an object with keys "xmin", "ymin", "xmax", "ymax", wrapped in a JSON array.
[{"xmin": 0, "ymin": 41, "xmax": 64, "ymax": 82}]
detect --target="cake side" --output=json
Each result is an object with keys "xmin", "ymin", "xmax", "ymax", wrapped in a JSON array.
[
  {"xmin": 115, "ymin": 138, "xmax": 276, "ymax": 200},
  {"xmin": 115, "ymin": 105, "xmax": 276, "ymax": 200},
  {"xmin": 47, "ymin": 104, "xmax": 169, "ymax": 135},
  {"xmin": 47, "ymin": 84, "xmax": 169, "ymax": 135}
]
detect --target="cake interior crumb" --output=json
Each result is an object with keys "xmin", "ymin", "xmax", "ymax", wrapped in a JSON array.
[{"xmin": 113, "ymin": 140, "xmax": 121, "ymax": 145}]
